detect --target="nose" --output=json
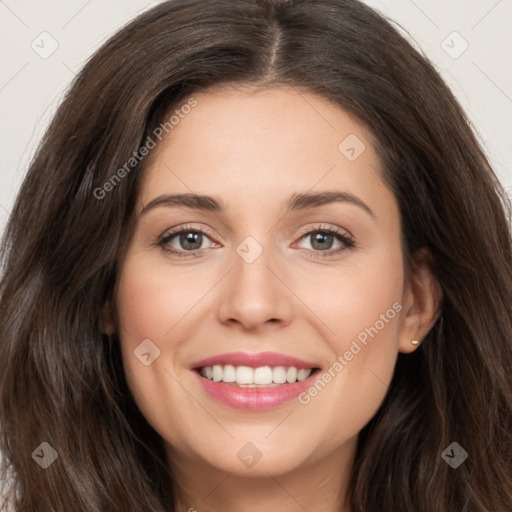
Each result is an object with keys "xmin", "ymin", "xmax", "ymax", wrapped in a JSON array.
[{"xmin": 216, "ymin": 242, "xmax": 294, "ymax": 332}]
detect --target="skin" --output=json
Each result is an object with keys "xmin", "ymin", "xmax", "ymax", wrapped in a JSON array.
[{"xmin": 103, "ymin": 86, "xmax": 441, "ymax": 512}]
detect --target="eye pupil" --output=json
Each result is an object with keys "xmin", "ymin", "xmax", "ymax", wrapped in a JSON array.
[
  {"xmin": 180, "ymin": 232, "xmax": 202, "ymax": 250},
  {"xmin": 311, "ymin": 232, "xmax": 333, "ymax": 250}
]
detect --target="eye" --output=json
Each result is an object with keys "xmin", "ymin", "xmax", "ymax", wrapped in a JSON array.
[
  {"xmin": 156, "ymin": 224, "xmax": 355, "ymax": 259},
  {"xmin": 295, "ymin": 226, "xmax": 355, "ymax": 257},
  {"xmin": 157, "ymin": 225, "xmax": 218, "ymax": 257}
]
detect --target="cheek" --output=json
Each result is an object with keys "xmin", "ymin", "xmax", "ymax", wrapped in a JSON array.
[
  {"xmin": 114, "ymin": 253, "xmax": 205, "ymax": 347},
  {"xmin": 294, "ymin": 245, "xmax": 404, "ymax": 436},
  {"xmin": 112, "ymin": 254, "xmax": 196, "ymax": 432},
  {"xmin": 299, "ymin": 241, "xmax": 404, "ymax": 356}
]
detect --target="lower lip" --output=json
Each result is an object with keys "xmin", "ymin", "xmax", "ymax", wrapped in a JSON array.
[{"xmin": 194, "ymin": 371, "xmax": 318, "ymax": 410}]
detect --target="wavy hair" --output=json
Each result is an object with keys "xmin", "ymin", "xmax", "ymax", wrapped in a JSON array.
[{"xmin": 1, "ymin": 0, "xmax": 511, "ymax": 510}]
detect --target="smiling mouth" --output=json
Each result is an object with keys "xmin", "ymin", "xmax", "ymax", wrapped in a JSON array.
[{"xmin": 197, "ymin": 364, "xmax": 321, "ymax": 387}]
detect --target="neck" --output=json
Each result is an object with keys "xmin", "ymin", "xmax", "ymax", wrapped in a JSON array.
[{"xmin": 166, "ymin": 439, "xmax": 356, "ymax": 512}]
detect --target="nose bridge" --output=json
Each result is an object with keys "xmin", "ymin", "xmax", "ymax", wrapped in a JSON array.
[{"xmin": 216, "ymin": 232, "xmax": 293, "ymax": 329}]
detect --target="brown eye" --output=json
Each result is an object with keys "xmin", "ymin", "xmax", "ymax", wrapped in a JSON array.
[
  {"xmin": 309, "ymin": 232, "xmax": 335, "ymax": 251},
  {"xmin": 179, "ymin": 231, "xmax": 204, "ymax": 251},
  {"xmin": 295, "ymin": 227, "xmax": 355, "ymax": 258},
  {"xmin": 158, "ymin": 228, "xmax": 214, "ymax": 256}
]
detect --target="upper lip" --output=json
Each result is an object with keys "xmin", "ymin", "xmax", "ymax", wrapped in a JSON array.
[{"xmin": 190, "ymin": 351, "xmax": 318, "ymax": 370}]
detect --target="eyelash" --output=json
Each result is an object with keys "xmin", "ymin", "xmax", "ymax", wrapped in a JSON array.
[{"xmin": 157, "ymin": 224, "xmax": 356, "ymax": 259}]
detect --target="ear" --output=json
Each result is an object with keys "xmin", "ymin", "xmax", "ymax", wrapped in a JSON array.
[
  {"xmin": 100, "ymin": 298, "xmax": 117, "ymax": 335},
  {"xmin": 398, "ymin": 248, "xmax": 442, "ymax": 353}
]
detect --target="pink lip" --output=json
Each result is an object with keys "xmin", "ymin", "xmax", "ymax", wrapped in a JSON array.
[
  {"xmin": 190, "ymin": 351, "xmax": 317, "ymax": 370},
  {"xmin": 193, "ymin": 371, "xmax": 318, "ymax": 410},
  {"xmin": 190, "ymin": 351, "xmax": 320, "ymax": 410}
]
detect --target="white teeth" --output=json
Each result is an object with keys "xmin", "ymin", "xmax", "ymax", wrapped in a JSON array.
[
  {"xmin": 200, "ymin": 365, "xmax": 313, "ymax": 385},
  {"xmin": 254, "ymin": 366, "xmax": 273, "ymax": 385},
  {"xmin": 286, "ymin": 367, "xmax": 297, "ymax": 383},
  {"xmin": 223, "ymin": 364, "xmax": 236, "ymax": 383},
  {"xmin": 272, "ymin": 366, "xmax": 287, "ymax": 384},
  {"xmin": 212, "ymin": 365, "xmax": 223, "ymax": 382},
  {"xmin": 297, "ymin": 369, "xmax": 310, "ymax": 381},
  {"xmin": 236, "ymin": 365, "xmax": 253, "ymax": 385}
]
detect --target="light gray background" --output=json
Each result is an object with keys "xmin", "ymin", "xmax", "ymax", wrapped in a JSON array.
[{"xmin": 1, "ymin": 0, "xmax": 511, "ymax": 239}]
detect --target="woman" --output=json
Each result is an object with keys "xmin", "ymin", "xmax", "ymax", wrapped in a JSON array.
[{"xmin": 1, "ymin": 0, "xmax": 511, "ymax": 510}]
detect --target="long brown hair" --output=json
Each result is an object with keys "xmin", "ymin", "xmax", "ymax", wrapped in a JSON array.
[{"xmin": 1, "ymin": 1, "xmax": 511, "ymax": 510}]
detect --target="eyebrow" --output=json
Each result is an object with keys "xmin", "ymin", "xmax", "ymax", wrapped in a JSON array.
[{"xmin": 140, "ymin": 191, "xmax": 375, "ymax": 218}]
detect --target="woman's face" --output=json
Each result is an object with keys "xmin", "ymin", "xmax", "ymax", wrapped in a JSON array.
[{"xmin": 108, "ymin": 86, "xmax": 434, "ymax": 478}]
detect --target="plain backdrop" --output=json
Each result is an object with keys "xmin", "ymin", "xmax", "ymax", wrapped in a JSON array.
[{"xmin": 0, "ymin": 0, "xmax": 511, "ymax": 239}]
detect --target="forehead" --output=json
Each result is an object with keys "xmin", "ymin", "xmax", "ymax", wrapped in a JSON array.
[{"xmin": 138, "ymin": 86, "xmax": 396, "ymax": 221}]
